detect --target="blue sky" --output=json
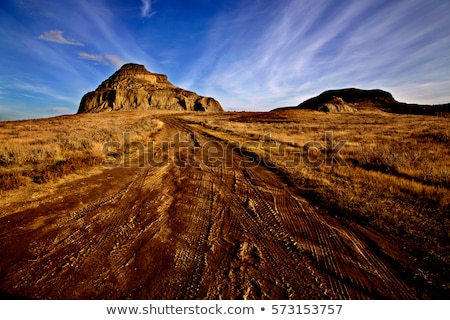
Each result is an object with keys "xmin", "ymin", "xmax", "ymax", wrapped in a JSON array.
[{"xmin": 1, "ymin": 0, "xmax": 449, "ymax": 120}]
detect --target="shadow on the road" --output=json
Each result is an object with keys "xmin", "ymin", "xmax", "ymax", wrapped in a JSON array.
[{"xmin": 0, "ymin": 290, "xmax": 29, "ymax": 300}]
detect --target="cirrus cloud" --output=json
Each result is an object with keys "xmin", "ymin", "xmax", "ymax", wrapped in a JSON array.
[
  {"xmin": 78, "ymin": 52, "xmax": 105, "ymax": 63},
  {"xmin": 78, "ymin": 52, "xmax": 126, "ymax": 68},
  {"xmin": 105, "ymin": 54, "xmax": 127, "ymax": 68},
  {"xmin": 38, "ymin": 30, "xmax": 83, "ymax": 46},
  {"xmin": 140, "ymin": 0, "xmax": 155, "ymax": 18}
]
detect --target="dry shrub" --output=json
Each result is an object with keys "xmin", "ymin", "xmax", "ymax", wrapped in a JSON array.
[
  {"xmin": 26, "ymin": 155, "xmax": 103, "ymax": 184},
  {"xmin": 0, "ymin": 170, "xmax": 28, "ymax": 191}
]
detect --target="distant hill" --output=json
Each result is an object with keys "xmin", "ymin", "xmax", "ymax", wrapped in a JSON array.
[
  {"xmin": 78, "ymin": 63, "xmax": 223, "ymax": 113},
  {"xmin": 273, "ymin": 88, "xmax": 450, "ymax": 115}
]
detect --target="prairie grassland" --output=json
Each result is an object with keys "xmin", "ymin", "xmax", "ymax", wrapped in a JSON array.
[
  {"xmin": 2, "ymin": 108, "xmax": 448, "ymax": 283},
  {"xmin": 0, "ymin": 111, "xmax": 163, "ymax": 191},
  {"xmin": 182, "ymin": 109, "xmax": 450, "ymax": 275}
]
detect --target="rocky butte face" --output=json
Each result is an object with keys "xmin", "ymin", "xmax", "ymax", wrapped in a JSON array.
[
  {"xmin": 290, "ymin": 88, "xmax": 449, "ymax": 115},
  {"xmin": 298, "ymin": 88, "xmax": 397, "ymax": 113},
  {"xmin": 77, "ymin": 63, "xmax": 223, "ymax": 113}
]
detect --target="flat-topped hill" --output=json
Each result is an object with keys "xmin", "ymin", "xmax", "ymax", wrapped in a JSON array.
[
  {"xmin": 78, "ymin": 63, "xmax": 223, "ymax": 113},
  {"xmin": 273, "ymin": 88, "xmax": 449, "ymax": 115}
]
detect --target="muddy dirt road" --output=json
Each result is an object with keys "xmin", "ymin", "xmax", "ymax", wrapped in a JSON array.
[{"xmin": 0, "ymin": 115, "xmax": 426, "ymax": 299}]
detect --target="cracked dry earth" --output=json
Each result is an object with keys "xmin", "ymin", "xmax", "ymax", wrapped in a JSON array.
[{"xmin": 1, "ymin": 115, "xmax": 424, "ymax": 299}]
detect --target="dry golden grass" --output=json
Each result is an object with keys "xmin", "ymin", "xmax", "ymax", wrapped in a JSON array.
[
  {"xmin": 182, "ymin": 109, "xmax": 450, "ymax": 275},
  {"xmin": 0, "ymin": 111, "xmax": 163, "ymax": 191}
]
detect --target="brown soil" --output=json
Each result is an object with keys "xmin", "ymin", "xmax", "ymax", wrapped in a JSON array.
[{"xmin": 0, "ymin": 114, "xmax": 440, "ymax": 299}]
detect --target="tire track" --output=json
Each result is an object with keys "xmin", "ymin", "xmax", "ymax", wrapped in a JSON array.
[{"xmin": 186, "ymin": 119, "xmax": 421, "ymax": 299}]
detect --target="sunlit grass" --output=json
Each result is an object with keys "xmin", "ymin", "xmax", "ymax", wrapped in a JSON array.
[{"xmin": 0, "ymin": 111, "xmax": 163, "ymax": 191}]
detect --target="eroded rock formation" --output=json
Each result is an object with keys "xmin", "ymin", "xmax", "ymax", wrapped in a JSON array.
[
  {"xmin": 298, "ymin": 88, "xmax": 396, "ymax": 112},
  {"xmin": 78, "ymin": 64, "xmax": 223, "ymax": 113},
  {"xmin": 317, "ymin": 96, "xmax": 358, "ymax": 113},
  {"xmin": 290, "ymin": 88, "xmax": 449, "ymax": 115}
]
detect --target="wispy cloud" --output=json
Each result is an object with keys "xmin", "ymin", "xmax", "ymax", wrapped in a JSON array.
[
  {"xmin": 78, "ymin": 52, "xmax": 104, "ymax": 63},
  {"xmin": 74, "ymin": 1, "xmax": 156, "ymax": 68},
  {"xmin": 2, "ymin": 0, "xmax": 449, "ymax": 119},
  {"xmin": 38, "ymin": 30, "xmax": 83, "ymax": 46},
  {"xmin": 11, "ymin": 81, "xmax": 78, "ymax": 104},
  {"xmin": 179, "ymin": 0, "xmax": 450, "ymax": 110},
  {"xmin": 391, "ymin": 80, "xmax": 450, "ymax": 104},
  {"xmin": 105, "ymin": 54, "xmax": 126, "ymax": 68},
  {"xmin": 78, "ymin": 52, "xmax": 126, "ymax": 68},
  {"xmin": 140, "ymin": 0, "xmax": 155, "ymax": 18}
]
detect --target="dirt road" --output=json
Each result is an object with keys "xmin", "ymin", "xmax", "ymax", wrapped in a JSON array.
[{"xmin": 0, "ymin": 115, "xmax": 425, "ymax": 299}]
